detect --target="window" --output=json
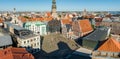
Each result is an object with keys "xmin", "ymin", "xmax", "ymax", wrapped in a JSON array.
[
  {"xmin": 37, "ymin": 32, "xmax": 40, "ymax": 34},
  {"xmin": 31, "ymin": 39, "xmax": 33, "ymax": 42},
  {"xmin": 31, "ymin": 44, "xmax": 33, "ymax": 47},
  {"xmin": 24, "ymin": 41, "xmax": 26, "ymax": 44},
  {"xmin": 27, "ymin": 40, "xmax": 29, "ymax": 43},
  {"xmin": 34, "ymin": 43, "xmax": 36, "ymax": 47},
  {"xmin": 37, "ymin": 42, "xmax": 39, "ymax": 45}
]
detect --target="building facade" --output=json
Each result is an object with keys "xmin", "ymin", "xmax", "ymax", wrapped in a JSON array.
[
  {"xmin": 72, "ymin": 19, "xmax": 93, "ymax": 38},
  {"xmin": 101, "ymin": 22, "xmax": 120, "ymax": 35},
  {"xmin": 23, "ymin": 21, "xmax": 47, "ymax": 35},
  {"xmin": 4, "ymin": 22, "xmax": 41, "ymax": 53},
  {"xmin": 61, "ymin": 19, "xmax": 73, "ymax": 38}
]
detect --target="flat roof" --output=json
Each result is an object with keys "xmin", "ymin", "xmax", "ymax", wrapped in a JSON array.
[
  {"xmin": 4, "ymin": 22, "xmax": 25, "ymax": 30},
  {"xmin": 0, "ymin": 32, "xmax": 12, "ymax": 47},
  {"xmin": 19, "ymin": 34, "xmax": 39, "ymax": 39}
]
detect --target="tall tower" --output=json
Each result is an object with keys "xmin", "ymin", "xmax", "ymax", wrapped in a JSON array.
[
  {"xmin": 52, "ymin": 0, "xmax": 57, "ymax": 18},
  {"xmin": 83, "ymin": 9, "xmax": 87, "ymax": 16},
  {"xmin": 13, "ymin": 8, "xmax": 16, "ymax": 14}
]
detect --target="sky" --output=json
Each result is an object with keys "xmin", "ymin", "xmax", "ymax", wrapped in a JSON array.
[{"xmin": 0, "ymin": 0, "xmax": 120, "ymax": 11}]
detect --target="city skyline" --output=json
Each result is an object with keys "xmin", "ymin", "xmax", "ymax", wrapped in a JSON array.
[{"xmin": 0, "ymin": 0, "xmax": 120, "ymax": 11}]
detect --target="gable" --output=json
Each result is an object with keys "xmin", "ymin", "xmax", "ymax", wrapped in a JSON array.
[{"xmin": 98, "ymin": 38, "xmax": 120, "ymax": 52}]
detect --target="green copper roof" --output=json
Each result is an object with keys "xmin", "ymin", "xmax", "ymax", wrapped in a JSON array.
[
  {"xmin": 24, "ymin": 21, "xmax": 47, "ymax": 27},
  {"xmin": 26, "ymin": 25, "xmax": 31, "ymax": 27}
]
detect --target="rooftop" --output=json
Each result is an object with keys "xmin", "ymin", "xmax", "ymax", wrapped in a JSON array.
[
  {"xmin": 61, "ymin": 19, "xmax": 72, "ymax": 25},
  {"xmin": 79, "ymin": 19, "xmax": 93, "ymax": 33},
  {"xmin": 0, "ymin": 47, "xmax": 34, "ymax": 59},
  {"xmin": 24, "ymin": 21, "xmax": 47, "ymax": 27},
  {"xmin": 4, "ymin": 22, "xmax": 25, "ymax": 31},
  {"xmin": 38, "ymin": 33, "xmax": 80, "ymax": 57},
  {"xmin": 18, "ymin": 16, "xmax": 53, "ymax": 23},
  {"xmin": 83, "ymin": 27, "xmax": 110, "ymax": 41},
  {"xmin": 0, "ymin": 28, "xmax": 13, "ymax": 47},
  {"xmin": 4, "ymin": 22, "xmax": 38, "ymax": 39},
  {"xmin": 98, "ymin": 38, "xmax": 120, "ymax": 52}
]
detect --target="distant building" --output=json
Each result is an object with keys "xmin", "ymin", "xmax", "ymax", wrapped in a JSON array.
[
  {"xmin": 10, "ymin": 15, "xmax": 22, "ymax": 26},
  {"xmin": 0, "ymin": 47, "xmax": 34, "ymax": 59},
  {"xmin": 82, "ymin": 9, "xmax": 87, "ymax": 16},
  {"xmin": 101, "ymin": 21, "xmax": 120, "ymax": 35},
  {"xmin": 72, "ymin": 19, "xmax": 93, "ymax": 38},
  {"xmin": 94, "ymin": 17, "xmax": 103, "ymax": 27},
  {"xmin": 10, "ymin": 8, "xmax": 22, "ymax": 26},
  {"xmin": 4, "ymin": 16, "xmax": 12, "ymax": 21},
  {"xmin": 0, "ymin": 30, "xmax": 13, "ymax": 49},
  {"xmin": 4, "ymin": 22, "xmax": 40, "ymax": 53},
  {"xmin": 102, "ymin": 17, "xmax": 112, "ymax": 22},
  {"xmin": 23, "ymin": 21, "xmax": 47, "ymax": 35}
]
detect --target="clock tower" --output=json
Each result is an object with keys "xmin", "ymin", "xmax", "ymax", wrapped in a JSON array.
[{"xmin": 52, "ymin": 0, "xmax": 57, "ymax": 18}]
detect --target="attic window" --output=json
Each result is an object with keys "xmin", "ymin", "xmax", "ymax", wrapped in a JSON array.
[{"xmin": 37, "ymin": 32, "xmax": 40, "ymax": 34}]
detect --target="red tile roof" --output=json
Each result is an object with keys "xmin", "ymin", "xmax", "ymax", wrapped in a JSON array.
[
  {"xmin": 79, "ymin": 19, "xmax": 93, "ymax": 33},
  {"xmin": 61, "ymin": 19, "xmax": 72, "ymax": 25},
  {"xmin": 31, "ymin": 17, "xmax": 44, "ymax": 21},
  {"xmin": 46, "ymin": 12, "xmax": 52, "ymax": 17},
  {"xmin": 18, "ymin": 16, "xmax": 53, "ymax": 22},
  {"xmin": 0, "ymin": 48, "xmax": 34, "ymax": 59},
  {"xmin": 44, "ymin": 17, "xmax": 53, "ymax": 21},
  {"xmin": 18, "ymin": 16, "xmax": 27, "ymax": 23},
  {"xmin": 65, "ymin": 14, "xmax": 72, "ymax": 19},
  {"xmin": 98, "ymin": 38, "xmax": 120, "ymax": 52},
  {"xmin": 82, "ymin": 15, "xmax": 95, "ymax": 19},
  {"xmin": 0, "ymin": 18, "xmax": 3, "ymax": 23}
]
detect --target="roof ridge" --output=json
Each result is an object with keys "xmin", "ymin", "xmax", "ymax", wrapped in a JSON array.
[{"xmin": 110, "ymin": 38, "xmax": 120, "ymax": 49}]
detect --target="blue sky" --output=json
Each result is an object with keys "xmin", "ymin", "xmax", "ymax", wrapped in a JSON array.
[{"xmin": 0, "ymin": 0, "xmax": 120, "ymax": 11}]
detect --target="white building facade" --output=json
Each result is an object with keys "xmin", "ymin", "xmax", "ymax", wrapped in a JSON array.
[
  {"xmin": 17, "ymin": 35, "xmax": 40, "ymax": 53},
  {"xmin": 24, "ymin": 21, "xmax": 47, "ymax": 35}
]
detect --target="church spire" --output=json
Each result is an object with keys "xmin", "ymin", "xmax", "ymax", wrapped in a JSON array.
[
  {"xmin": 83, "ymin": 9, "xmax": 87, "ymax": 16},
  {"xmin": 52, "ymin": 0, "xmax": 57, "ymax": 18},
  {"xmin": 13, "ymin": 8, "xmax": 16, "ymax": 14}
]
